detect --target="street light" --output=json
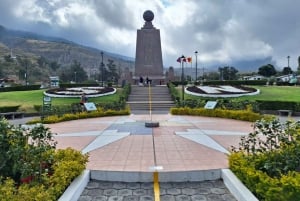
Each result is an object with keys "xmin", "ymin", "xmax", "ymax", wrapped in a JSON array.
[
  {"xmin": 101, "ymin": 51, "xmax": 104, "ymax": 87},
  {"xmin": 74, "ymin": 71, "xmax": 77, "ymax": 83},
  {"xmin": 181, "ymin": 55, "xmax": 185, "ymax": 102},
  {"xmin": 287, "ymin": 56, "xmax": 290, "ymax": 67},
  {"xmin": 25, "ymin": 62, "xmax": 28, "ymax": 86},
  {"xmin": 194, "ymin": 51, "xmax": 198, "ymax": 83}
]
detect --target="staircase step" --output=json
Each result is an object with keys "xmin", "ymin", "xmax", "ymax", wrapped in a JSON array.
[{"xmin": 127, "ymin": 85, "xmax": 175, "ymax": 112}]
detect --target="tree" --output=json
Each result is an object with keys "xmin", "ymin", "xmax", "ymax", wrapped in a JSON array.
[
  {"xmin": 59, "ymin": 60, "xmax": 87, "ymax": 83},
  {"xmin": 218, "ymin": 66, "xmax": 238, "ymax": 80},
  {"xmin": 282, "ymin": 67, "xmax": 293, "ymax": 75},
  {"xmin": 205, "ymin": 71, "xmax": 219, "ymax": 80},
  {"xmin": 258, "ymin": 64, "xmax": 277, "ymax": 77},
  {"xmin": 106, "ymin": 59, "xmax": 119, "ymax": 83},
  {"xmin": 70, "ymin": 60, "xmax": 88, "ymax": 83}
]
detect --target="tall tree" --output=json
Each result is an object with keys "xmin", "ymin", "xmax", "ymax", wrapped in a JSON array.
[
  {"xmin": 258, "ymin": 64, "xmax": 277, "ymax": 77},
  {"xmin": 59, "ymin": 60, "xmax": 88, "ymax": 83},
  {"xmin": 282, "ymin": 67, "xmax": 293, "ymax": 75},
  {"xmin": 219, "ymin": 66, "xmax": 238, "ymax": 80},
  {"xmin": 106, "ymin": 59, "xmax": 119, "ymax": 82},
  {"xmin": 70, "ymin": 60, "xmax": 88, "ymax": 83}
]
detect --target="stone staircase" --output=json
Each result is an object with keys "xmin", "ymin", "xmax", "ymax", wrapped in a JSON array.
[{"xmin": 127, "ymin": 85, "xmax": 175, "ymax": 113}]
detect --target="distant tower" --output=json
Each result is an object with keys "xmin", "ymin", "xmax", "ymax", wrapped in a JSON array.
[{"xmin": 134, "ymin": 10, "xmax": 164, "ymax": 84}]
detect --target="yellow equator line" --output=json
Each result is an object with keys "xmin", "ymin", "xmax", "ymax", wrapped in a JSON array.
[{"xmin": 153, "ymin": 172, "xmax": 160, "ymax": 201}]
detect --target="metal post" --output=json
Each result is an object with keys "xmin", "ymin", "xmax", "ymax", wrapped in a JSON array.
[
  {"xmin": 101, "ymin": 51, "xmax": 104, "ymax": 87},
  {"xmin": 25, "ymin": 62, "xmax": 28, "ymax": 86},
  {"xmin": 194, "ymin": 51, "xmax": 198, "ymax": 83},
  {"xmin": 181, "ymin": 55, "xmax": 185, "ymax": 102}
]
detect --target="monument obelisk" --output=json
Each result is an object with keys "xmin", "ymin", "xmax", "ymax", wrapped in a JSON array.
[{"xmin": 134, "ymin": 10, "xmax": 164, "ymax": 85}]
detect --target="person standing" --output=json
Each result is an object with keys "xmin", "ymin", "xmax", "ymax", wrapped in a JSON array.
[{"xmin": 80, "ymin": 93, "xmax": 88, "ymax": 105}]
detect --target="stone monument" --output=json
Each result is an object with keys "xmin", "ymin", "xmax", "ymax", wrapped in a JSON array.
[{"xmin": 134, "ymin": 10, "xmax": 164, "ymax": 85}]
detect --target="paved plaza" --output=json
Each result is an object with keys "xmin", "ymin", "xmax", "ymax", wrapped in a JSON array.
[
  {"xmin": 44, "ymin": 113, "xmax": 255, "ymax": 201},
  {"xmin": 10, "ymin": 114, "xmax": 296, "ymax": 200},
  {"xmin": 47, "ymin": 114, "xmax": 253, "ymax": 173}
]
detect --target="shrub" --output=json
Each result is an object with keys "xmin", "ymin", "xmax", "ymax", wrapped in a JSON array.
[
  {"xmin": 230, "ymin": 118, "xmax": 300, "ymax": 200},
  {"xmin": 170, "ymin": 107, "xmax": 263, "ymax": 122},
  {"xmin": 0, "ymin": 105, "xmax": 20, "ymax": 113},
  {"xmin": 29, "ymin": 106, "xmax": 130, "ymax": 124},
  {"xmin": 0, "ymin": 85, "xmax": 41, "ymax": 92},
  {"xmin": 0, "ymin": 119, "xmax": 89, "ymax": 200}
]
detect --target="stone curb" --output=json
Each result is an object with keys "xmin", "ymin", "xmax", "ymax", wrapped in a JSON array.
[
  {"xmin": 222, "ymin": 169, "xmax": 259, "ymax": 201},
  {"xmin": 58, "ymin": 170, "xmax": 90, "ymax": 201},
  {"xmin": 59, "ymin": 169, "xmax": 259, "ymax": 201}
]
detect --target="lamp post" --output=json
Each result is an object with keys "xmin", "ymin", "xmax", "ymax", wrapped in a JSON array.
[
  {"xmin": 287, "ymin": 56, "xmax": 290, "ymax": 68},
  {"xmin": 25, "ymin": 62, "xmax": 28, "ymax": 86},
  {"xmin": 74, "ymin": 71, "xmax": 77, "ymax": 83},
  {"xmin": 101, "ymin": 51, "xmax": 104, "ymax": 87},
  {"xmin": 194, "ymin": 51, "xmax": 198, "ymax": 82},
  {"xmin": 181, "ymin": 55, "xmax": 185, "ymax": 102}
]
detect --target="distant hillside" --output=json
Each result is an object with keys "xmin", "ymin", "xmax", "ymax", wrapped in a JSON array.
[{"xmin": 0, "ymin": 25, "xmax": 135, "ymax": 83}]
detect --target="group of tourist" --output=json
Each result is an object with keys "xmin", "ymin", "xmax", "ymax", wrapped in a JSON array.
[{"xmin": 139, "ymin": 76, "xmax": 151, "ymax": 86}]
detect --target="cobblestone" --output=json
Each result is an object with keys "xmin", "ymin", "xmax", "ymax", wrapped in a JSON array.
[{"xmin": 78, "ymin": 180, "xmax": 237, "ymax": 201}]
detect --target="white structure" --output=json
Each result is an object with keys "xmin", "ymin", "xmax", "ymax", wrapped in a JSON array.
[
  {"xmin": 242, "ymin": 75, "xmax": 265, "ymax": 81},
  {"xmin": 50, "ymin": 76, "xmax": 59, "ymax": 87}
]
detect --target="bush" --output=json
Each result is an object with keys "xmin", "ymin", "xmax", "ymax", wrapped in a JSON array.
[
  {"xmin": 167, "ymin": 82, "xmax": 180, "ymax": 105},
  {"xmin": 29, "ymin": 106, "xmax": 130, "ymax": 124},
  {"xmin": 256, "ymin": 100, "xmax": 300, "ymax": 111},
  {"xmin": 0, "ymin": 85, "xmax": 41, "ymax": 92},
  {"xmin": 0, "ymin": 105, "xmax": 20, "ymax": 113},
  {"xmin": 0, "ymin": 119, "xmax": 89, "ymax": 200},
  {"xmin": 230, "ymin": 118, "xmax": 300, "ymax": 200},
  {"xmin": 170, "ymin": 106, "xmax": 263, "ymax": 122}
]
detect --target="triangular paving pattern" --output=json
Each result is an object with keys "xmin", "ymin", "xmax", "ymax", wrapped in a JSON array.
[
  {"xmin": 176, "ymin": 129, "xmax": 230, "ymax": 154},
  {"xmin": 82, "ymin": 130, "xmax": 130, "ymax": 154}
]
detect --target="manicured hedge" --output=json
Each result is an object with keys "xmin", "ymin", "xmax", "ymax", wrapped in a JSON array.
[
  {"xmin": 29, "ymin": 107, "xmax": 130, "ymax": 124},
  {"xmin": 170, "ymin": 107, "xmax": 263, "ymax": 122},
  {"xmin": 256, "ymin": 100, "xmax": 300, "ymax": 111},
  {"xmin": 0, "ymin": 105, "xmax": 20, "ymax": 113},
  {"xmin": 0, "ymin": 85, "xmax": 41, "ymax": 92}
]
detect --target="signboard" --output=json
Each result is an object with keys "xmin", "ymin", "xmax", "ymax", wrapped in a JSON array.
[
  {"xmin": 204, "ymin": 101, "xmax": 217, "ymax": 109},
  {"xmin": 43, "ymin": 96, "xmax": 51, "ymax": 103},
  {"xmin": 84, "ymin": 102, "xmax": 97, "ymax": 111}
]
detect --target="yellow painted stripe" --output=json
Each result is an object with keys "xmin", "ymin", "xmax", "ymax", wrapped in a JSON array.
[{"xmin": 153, "ymin": 172, "xmax": 160, "ymax": 201}]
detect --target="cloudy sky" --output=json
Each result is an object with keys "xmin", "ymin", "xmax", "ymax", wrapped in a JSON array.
[{"xmin": 0, "ymin": 0, "xmax": 299, "ymax": 71}]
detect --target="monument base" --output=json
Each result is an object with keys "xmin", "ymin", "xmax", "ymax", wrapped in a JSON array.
[{"xmin": 145, "ymin": 121, "xmax": 159, "ymax": 128}]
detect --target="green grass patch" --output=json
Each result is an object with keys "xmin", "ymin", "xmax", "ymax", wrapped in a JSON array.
[
  {"xmin": 0, "ymin": 89, "xmax": 122, "ymax": 113},
  {"xmin": 186, "ymin": 85, "xmax": 300, "ymax": 102}
]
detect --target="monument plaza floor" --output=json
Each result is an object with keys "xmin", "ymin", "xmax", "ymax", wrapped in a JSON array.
[{"xmin": 47, "ymin": 114, "xmax": 253, "ymax": 173}]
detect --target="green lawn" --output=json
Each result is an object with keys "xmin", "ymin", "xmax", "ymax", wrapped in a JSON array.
[
  {"xmin": 237, "ymin": 86, "xmax": 300, "ymax": 102},
  {"xmin": 0, "ymin": 89, "xmax": 122, "ymax": 112},
  {"xmin": 185, "ymin": 85, "xmax": 300, "ymax": 102}
]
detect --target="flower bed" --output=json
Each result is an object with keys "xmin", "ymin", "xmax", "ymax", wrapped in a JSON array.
[
  {"xmin": 44, "ymin": 87, "xmax": 116, "ymax": 98},
  {"xmin": 186, "ymin": 85, "xmax": 259, "ymax": 98}
]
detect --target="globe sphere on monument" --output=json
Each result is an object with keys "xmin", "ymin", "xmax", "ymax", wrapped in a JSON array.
[{"xmin": 143, "ymin": 10, "xmax": 154, "ymax": 22}]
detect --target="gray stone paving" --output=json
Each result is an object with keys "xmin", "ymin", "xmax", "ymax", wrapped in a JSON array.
[
  {"xmin": 107, "ymin": 122, "xmax": 153, "ymax": 135},
  {"xmin": 78, "ymin": 180, "xmax": 236, "ymax": 201}
]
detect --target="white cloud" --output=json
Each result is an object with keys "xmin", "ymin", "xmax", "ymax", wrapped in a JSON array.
[{"xmin": 0, "ymin": 0, "xmax": 299, "ymax": 71}]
